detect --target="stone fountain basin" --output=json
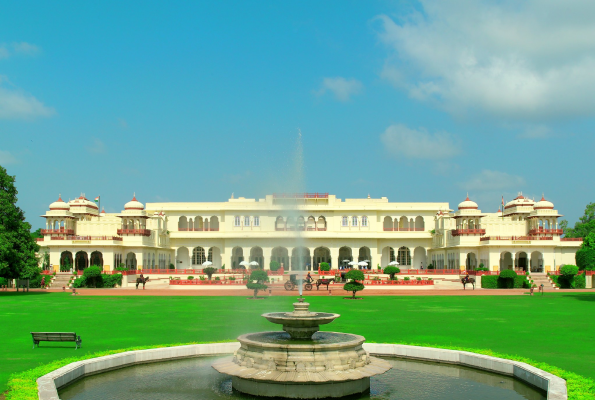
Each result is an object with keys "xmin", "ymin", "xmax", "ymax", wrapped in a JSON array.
[{"xmin": 262, "ymin": 312, "xmax": 340, "ymax": 328}]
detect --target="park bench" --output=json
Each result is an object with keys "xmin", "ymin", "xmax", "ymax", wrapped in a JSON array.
[{"xmin": 31, "ymin": 332, "xmax": 82, "ymax": 349}]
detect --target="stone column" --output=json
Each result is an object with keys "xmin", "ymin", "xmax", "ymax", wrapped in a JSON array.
[{"xmin": 330, "ymin": 247, "xmax": 339, "ymax": 270}]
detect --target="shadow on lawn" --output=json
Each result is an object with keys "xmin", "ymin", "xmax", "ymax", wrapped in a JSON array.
[
  {"xmin": 557, "ymin": 293, "xmax": 595, "ymax": 302},
  {"xmin": 0, "ymin": 291, "xmax": 53, "ymax": 297}
]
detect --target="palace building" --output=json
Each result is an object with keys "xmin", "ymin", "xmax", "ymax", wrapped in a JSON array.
[{"xmin": 38, "ymin": 193, "xmax": 581, "ymax": 273}]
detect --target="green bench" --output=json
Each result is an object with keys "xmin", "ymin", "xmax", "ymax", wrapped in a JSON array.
[{"xmin": 31, "ymin": 332, "xmax": 82, "ymax": 349}]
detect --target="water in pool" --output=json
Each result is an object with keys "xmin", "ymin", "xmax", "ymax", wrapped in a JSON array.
[{"xmin": 58, "ymin": 356, "xmax": 546, "ymax": 400}]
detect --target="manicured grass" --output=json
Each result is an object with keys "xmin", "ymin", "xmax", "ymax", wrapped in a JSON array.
[{"xmin": 1, "ymin": 291, "xmax": 594, "ymax": 393}]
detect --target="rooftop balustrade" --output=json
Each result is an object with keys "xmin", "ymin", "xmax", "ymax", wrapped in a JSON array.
[
  {"xmin": 41, "ymin": 229, "xmax": 74, "ymax": 235},
  {"xmin": 451, "ymin": 228, "xmax": 486, "ymax": 236},
  {"xmin": 117, "ymin": 229, "xmax": 151, "ymax": 237},
  {"xmin": 529, "ymin": 228, "xmax": 563, "ymax": 235}
]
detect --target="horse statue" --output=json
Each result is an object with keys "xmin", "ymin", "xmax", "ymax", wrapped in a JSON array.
[
  {"xmin": 316, "ymin": 278, "xmax": 332, "ymax": 291},
  {"xmin": 461, "ymin": 276, "xmax": 475, "ymax": 290},
  {"xmin": 136, "ymin": 276, "xmax": 149, "ymax": 289}
]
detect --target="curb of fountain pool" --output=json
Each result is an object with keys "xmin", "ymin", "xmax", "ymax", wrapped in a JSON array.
[
  {"xmin": 363, "ymin": 343, "xmax": 566, "ymax": 400},
  {"xmin": 35, "ymin": 342, "xmax": 566, "ymax": 400}
]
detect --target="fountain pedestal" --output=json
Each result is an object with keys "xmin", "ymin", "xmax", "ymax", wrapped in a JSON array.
[{"xmin": 213, "ymin": 298, "xmax": 391, "ymax": 399}]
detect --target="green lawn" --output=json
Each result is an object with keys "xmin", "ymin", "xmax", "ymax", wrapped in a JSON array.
[{"xmin": 1, "ymin": 292, "xmax": 594, "ymax": 393}]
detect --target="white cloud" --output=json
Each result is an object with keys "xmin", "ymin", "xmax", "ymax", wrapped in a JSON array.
[
  {"xmin": 86, "ymin": 139, "xmax": 106, "ymax": 154},
  {"xmin": 376, "ymin": 0, "xmax": 595, "ymax": 120},
  {"xmin": 519, "ymin": 124, "xmax": 552, "ymax": 139},
  {"xmin": 12, "ymin": 42, "xmax": 39, "ymax": 56},
  {"xmin": 460, "ymin": 170, "xmax": 525, "ymax": 192},
  {"xmin": 0, "ymin": 150, "xmax": 17, "ymax": 165},
  {"xmin": 0, "ymin": 86, "xmax": 54, "ymax": 119},
  {"xmin": 0, "ymin": 46, "xmax": 8, "ymax": 59},
  {"xmin": 380, "ymin": 124, "xmax": 460, "ymax": 159},
  {"xmin": 316, "ymin": 77, "xmax": 363, "ymax": 102}
]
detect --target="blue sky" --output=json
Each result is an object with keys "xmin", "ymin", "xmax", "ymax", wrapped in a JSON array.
[{"xmin": 1, "ymin": 0, "xmax": 594, "ymax": 229}]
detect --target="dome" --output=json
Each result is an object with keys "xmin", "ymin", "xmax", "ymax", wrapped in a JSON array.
[
  {"xmin": 124, "ymin": 194, "xmax": 144, "ymax": 210},
  {"xmin": 49, "ymin": 195, "xmax": 70, "ymax": 211},
  {"xmin": 458, "ymin": 196, "xmax": 478, "ymax": 210},
  {"xmin": 534, "ymin": 195, "xmax": 554, "ymax": 210},
  {"xmin": 68, "ymin": 194, "xmax": 98, "ymax": 210},
  {"xmin": 505, "ymin": 193, "xmax": 534, "ymax": 209}
]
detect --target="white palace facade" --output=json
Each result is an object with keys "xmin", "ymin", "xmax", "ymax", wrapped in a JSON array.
[{"xmin": 38, "ymin": 192, "xmax": 581, "ymax": 273}]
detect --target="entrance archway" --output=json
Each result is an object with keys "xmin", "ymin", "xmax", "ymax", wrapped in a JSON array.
[
  {"xmin": 381, "ymin": 246, "xmax": 395, "ymax": 267},
  {"xmin": 516, "ymin": 252, "xmax": 528, "ymax": 272},
  {"xmin": 530, "ymin": 251, "xmax": 544, "ymax": 272},
  {"xmin": 271, "ymin": 247, "xmax": 289, "ymax": 270},
  {"xmin": 125, "ymin": 252, "xmax": 137, "ymax": 270},
  {"xmin": 60, "ymin": 251, "xmax": 73, "ymax": 271},
  {"xmin": 500, "ymin": 252, "xmax": 513, "ymax": 271},
  {"xmin": 358, "ymin": 247, "xmax": 371, "ymax": 269},
  {"xmin": 413, "ymin": 247, "xmax": 427, "ymax": 269},
  {"xmin": 466, "ymin": 253, "xmax": 477, "ymax": 270},
  {"xmin": 338, "ymin": 247, "xmax": 352, "ymax": 269},
  {"xmin": 396, "ymin": 247, "xmax": 411, "ymax": 267},
  {"xmin": 75, "ymin": 251, "xmax": 88, "ymax": 270},
  {"xmin": 313, "ymin": 247, "xmax": 331, "ymax": 269},
  {"xmin": 232, "ymin": 247, "xmax": 244, "ymax": 269},
  {"xmin": 250, "ymin": 247, "xmax": 264, "ymax": 269},
  {"xmin": 176, "ymin": 247, "xmax": 189, "ymax": 269},
  {"xmin": 90, "ymin": 251, "xmax": 103, "ymax": 267},
  {"xmin": 192, "ymin": 247, "xmax": 206, "ymax": 266},
  {"xmin": 291, "ymin": 247, "xmax": 311, "ymax": 271}
]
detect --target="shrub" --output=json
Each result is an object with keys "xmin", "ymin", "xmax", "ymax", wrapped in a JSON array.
[
  {"xmin": 83, "ymin": 266, "xmax": 103, "ymax": 288},
  {"xmin": 0, "ymin": 277, "xmax": 7, "ymax": 286},
  {"xmin": 383, "ymin": 266, "xmax": 400, "ymax": 280},
  {"xmin": 102, "ymin": 274, "xmax": 122, "ymax": 288},
  {"xmin": 319, "ymin": 262, "xmax": 330, "ymax": 272},
  {"xmin": 553, "ymin": 271, "xmax": 586, "ymax": 289},
  {"xmin": 199, "ymin": 275, "xmax": 206, "ymax": 281},
  {"xmin": 228, "ymin": 276, "xmax": 236, "ymax": 281},
  {"xmin": 404, "ymin": 277, "xmax": 410, "ymax": 281},
  {"xmin": 561, "ymin": 264, "xmax": 579, "ymax": 277},
  {"xmin": 203, "ymin": 267, "xmax": 216, "ymax": 280},
  {"xmin": 221, "ymin": 264, "xmax": 225, "ymax": 270},
  {"xmin": 269, "ymin": 261, "xmax": 281, "ymax": 271},
  {"xmin": 576, "ymin": 232, "xmax": 595, "ymax": 271},
  {"xmin": 343, "ymin": 269, "xmax": 365, "ymax": 299},
  {"xmin": 478, "ymin": 263, "xmax": 484, "ymax": 270},
  {"xmin": 481, "ymin": 274, "xmax": 530, "ymax": 289},
  {"xmin": 427, "ymin": 263, "xmax": 434, "ymax": 270},
  {"xmin": 72, "ymin": 276, "xmax": 87, "ymax": 288},
  {"xmin": 169, "ymin": 263, "xmax": 175, "ymax": 269},
  {"xmin": 246, "ymin": 270, "xmax": 269, "ymax": 298},
  {"xmin": 416, "ymin": 277, "xmax": 421, "ymax": 281},
  {"xmin": 214, "ymin": 276, "xmax": 220, "ymax": 281},
  {"xmin": 187, "ymin": 276, "xmax": 194, "ymax": 280}
]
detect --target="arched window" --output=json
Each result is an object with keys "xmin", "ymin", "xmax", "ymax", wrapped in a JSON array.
[
  {"xmin": 254, "ymin": 216, "xmax": 260, "ymax": 227},
  {"xmin": 352, "ymin": 216, "xmax": 358, "ymax": 226},
  {"xmin": 361, "ymin": 216, "xmax": 368, "ymax": 227},
  {"xmin": 192, "ymin": 247, "xmax": 206, "ymax": 265},
  {"xmin": 234, "ymin": 216, "xmax": 241, "ymax": 227},
  {"xmin": 244, "ymin": 216, "xmax": 250, "ymax": 226},
  {"xmin": 342, "ymin": 216, "xmax": 348, "ymax": 227}
]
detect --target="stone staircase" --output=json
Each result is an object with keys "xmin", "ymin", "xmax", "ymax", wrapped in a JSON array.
[
  {"xmin": 47, "ymin": 273, "xmax": 73, "ymax": 290},
  {"xmin": 528, "ymin": 273, "xmax": 558, "ymax": 290}
]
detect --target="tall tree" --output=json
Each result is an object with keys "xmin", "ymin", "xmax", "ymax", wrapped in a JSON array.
[
  {"xmin": 0, "ymin": 165, "xmax": 39, "ymax": 279},
  {"xmin": 561, "ymin": 202, "xmax": 595, "ymax": 238}
]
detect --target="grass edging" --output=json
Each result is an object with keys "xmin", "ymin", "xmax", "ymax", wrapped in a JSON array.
[
  {"xmin": 6, "ymin": 341, "xmax": 595, "ymax": 400},
  {"xmin": 380, "ymin": 341, "xmax": 594, "ymax": 400}
]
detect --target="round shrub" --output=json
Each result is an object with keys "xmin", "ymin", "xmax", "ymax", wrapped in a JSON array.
[
  {"xmin": 499, "ymin": 269, "xmax": 518, "ymax": 279},
  {"xmin": 319, "ymin": 262, "xmax": 330, "ymax": 272},
  {"xmin": 343, "ymin": 269, "xmax": 365, "ymax": 299},
  {"xmin": 187, "ymin": 276, "xmax": 194, "ymax": 280},
  {"xmin": 383, "ymin": 266, "xmax": 400, "ymax": 280},
  {"xmin": 560, "ymin": 264, "xmax": 579, "ymax": 277},
  {"xmin": 269, "ymin": 261, "xmax": 281, "ymax": 271},
  {"xmin": 246, "ymin": 270, "xmax": 269, "ymax": 298},
  {"xmin": 203, "ymin": 267, "xmax": 216, "ymax": 280},
  {"xmin": 83, "ymin": 266, "xmax": 103, "ymax": 287}
]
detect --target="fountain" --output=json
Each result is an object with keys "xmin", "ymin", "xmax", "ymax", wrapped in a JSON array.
[{"xmin": 212, "ymin": 297, "xmax": 392, "ymax": 399}]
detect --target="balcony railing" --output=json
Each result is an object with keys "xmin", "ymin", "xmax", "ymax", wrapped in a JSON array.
[
  {"xmin": 51, "ymin": 235, "xmax": 123, "ymax": 241},
  {"xmin": 480, "ymin": 235, "xmax": 553, "ymax": 241},
  {"xmin": 117, "ymin": 229, "xmax": 151, "ymax": 237},
  {"xmin": 561, "ymin": 237, "xmax": 583, "ymax": 241},
  {"xmin": 178, "ymin": 228, "xmax": 220, "ymax": 232},
  {"xmin": 276, "ymin": 227, "xmax": 327, "ymax": 231},
  {"xmin": 41, "ymin": 229, "xmax": 74, "ymax": 235},
  {"xmin": 451, "ymin": 228, "xmax": 486, "ymax": 236},
  {"xmin": 383, "ymin": 228, "xmax": 425, "ymax": 231},
  {"xmin": 529, "ymin": 228, "xmax": 563, "ymax": 235}
]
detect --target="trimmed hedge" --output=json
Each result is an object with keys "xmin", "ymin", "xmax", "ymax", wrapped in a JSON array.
[
  {"xmin": 550, "ymin": 273, "xmax": 586, "ymax": 289},
  {"xmin": 481, "ymin": 275, "xmax": 530, "ymax": 289},
  {"xmin": 72, "ymin": 273, "xmax": 122, "ymax": 289},
  {"xmin": 6, "ymin": 341, "xmax": 595, "ymax": 400}
]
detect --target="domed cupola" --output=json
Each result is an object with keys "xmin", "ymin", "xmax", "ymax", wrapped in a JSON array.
[
  {"xmin": 534, "ymin": 195, "xmax": 554, "ymax": 210},
  {"xmin": 124, "ymin": 194, "xmax": 145, "ymax": 210},
  {"xmin": 458, "ymin": 195, "xmax": 478, "ymax": 210},
  {"xmin": 68, "ymin": 194, "xmax": 99, "ymax": 217},
  {"xmin": 49, "ymin": 194, "xmax": 70, "ymax": 211}
]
